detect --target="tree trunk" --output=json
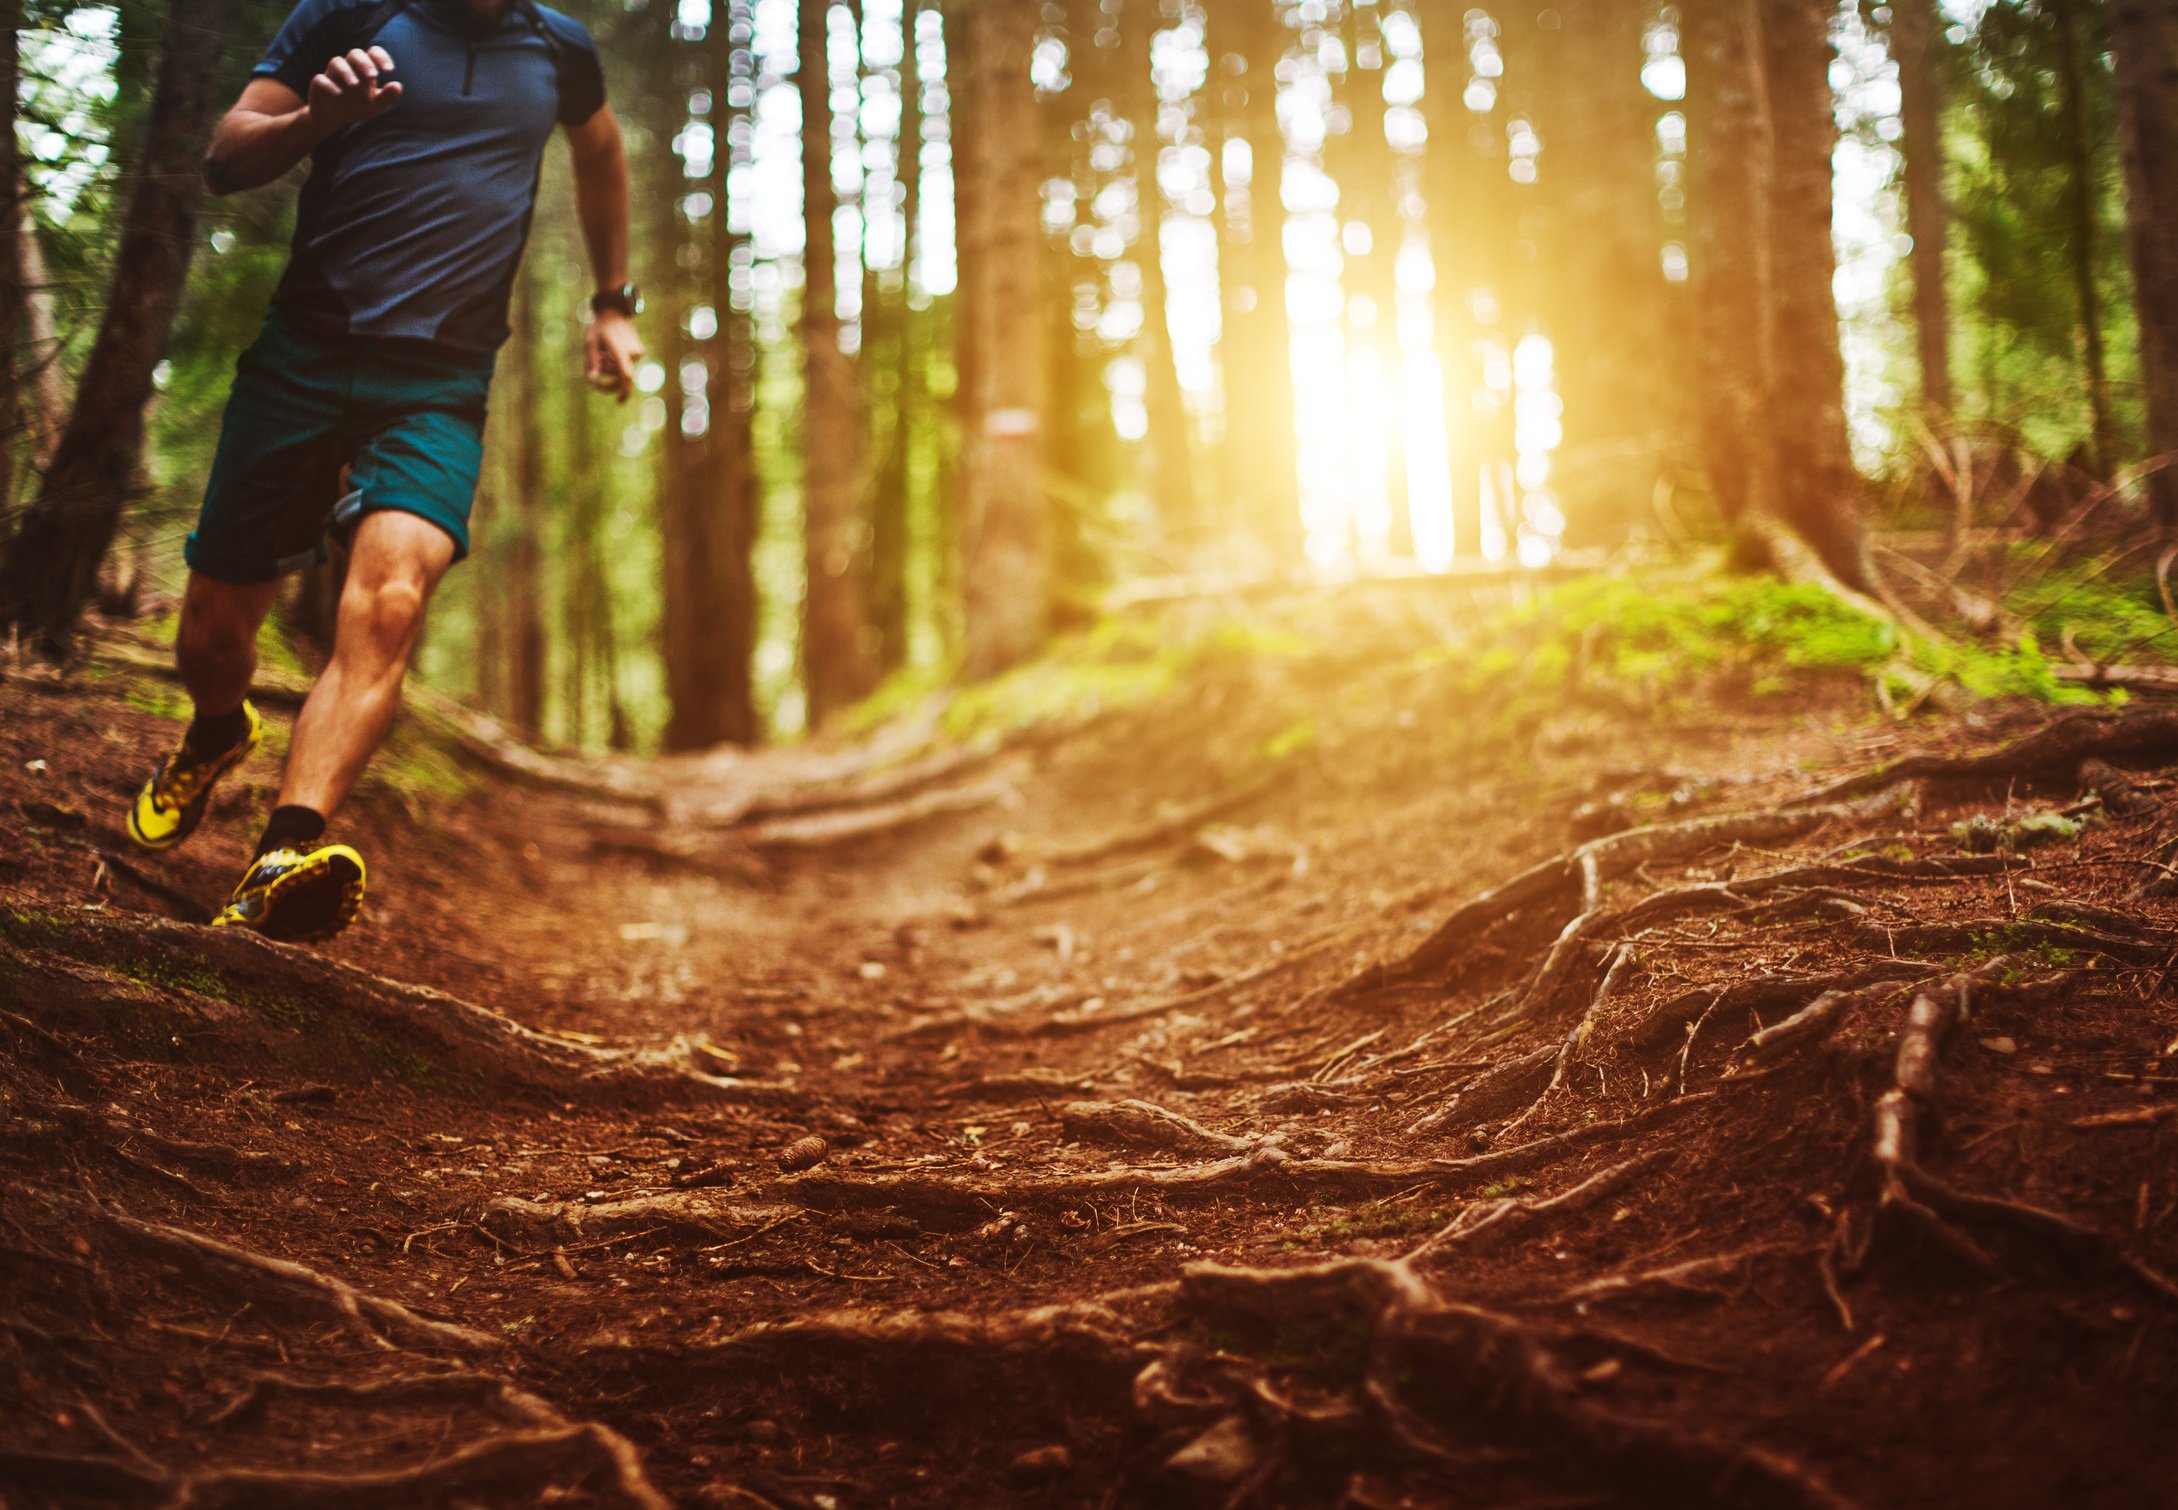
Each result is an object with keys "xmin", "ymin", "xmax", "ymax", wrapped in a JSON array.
[
  {"xmin": 0, "ymin": 0, "xmax": 230, "ymax": 653},
  {"xmin": 956, "ymin": 0, "xmax": 1052, "ymax": 678},
  {"xmin": 1891, "ymin": 0, "xmax": 1952, "ymax": 418},
  {"xmin": 2051, "ymin": 0, "xmax": 2114, "ymax": 471},
  {"xmin": 800, "ymin": 0, "xmax": 879, "ymax": 722},
  {"xmin": 1683, "ymin": 0, "xmax": 1868, "ymax": 584},
  {"xmin": 1546, "ymin": 0, "xmax": 1667, "ymax": 550},
  {"xmin": 658, "ymin": 2, "xmax": 761, "ymax": 750},
  {"xmin": 2112, "ymin": 0, "xmax": 2178, "ymax": 529},
  {"xmin": 1684, "ymin": 0, "xmax": 1770, "ymax": 533},
  {"xmin": 0, "ymin": 1, "xmax": 17, "ymax": 534},
  {"xmin": 1418, "ymin": 2, "xmax": 1498, "ymax": 557},
  {"xmin": 1223, "ymin": 0, "xmax": 1303, "ymax": 569},
  {"xmin": 868, "ymin": 0, "xmax": 921, "ymax": 672},
  {"xmin": 1758, "ymin": 0, "xmax": 1870, "ymax": 588},
  {"xmin": 1124, "ymin": 0, "xmax": 1198, "ymax": 560},
  {"xmin": 16, "ymin": 208, "xmax": 67, "ymax": 472},
  {"xmin": 501, "ymin": 268, "xmax": 548, "ymax": 742}
]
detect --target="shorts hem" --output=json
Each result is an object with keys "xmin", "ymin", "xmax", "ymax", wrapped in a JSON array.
[{"xmin": 335, "ymin": 494, "xmax": 472, "ymax": 563}]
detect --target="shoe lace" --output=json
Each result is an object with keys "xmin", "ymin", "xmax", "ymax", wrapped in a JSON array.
[{"xmin": 150, "ymin": 748, "xmax": 217, "ymax": 812}]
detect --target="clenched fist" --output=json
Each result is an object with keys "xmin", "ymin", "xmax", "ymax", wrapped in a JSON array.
[{"xmin": 308, "ymin": 47, "xmax": 402, "ymax": 131}]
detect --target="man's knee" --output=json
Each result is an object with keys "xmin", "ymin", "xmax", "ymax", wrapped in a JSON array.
[{"xmin": 340, "ymin": 572, "xmax": 431, "ymax": 660}]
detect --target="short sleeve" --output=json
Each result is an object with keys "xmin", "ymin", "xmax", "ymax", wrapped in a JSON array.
[
  {"xmin": 540, "ymin": 10, "xmax": 607, "ymax": 126},
  {"xmin": 254, "ymin": 0, "xmax": 363, "ymax": 97}
]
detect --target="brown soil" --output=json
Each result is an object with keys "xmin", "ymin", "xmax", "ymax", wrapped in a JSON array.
[{"xmin": 2, "ymin": 591, "xmax": 2175, "ymax": 1509}]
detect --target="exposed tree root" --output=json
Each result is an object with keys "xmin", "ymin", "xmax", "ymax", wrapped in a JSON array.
[
  {"xmin": 740, "ymin": 777, "xmax": 1015, "ymax": 850},
  {"xmin": 1060, "ymin": 1098, "xmax": 1261, "ymax": 1157},
  {"xmin": 780, "ymin": 1100, "xmax": 1712, "ymax": 1228},
  {"xmin": 64, "ymin": 1200, "xmax": 504, "ymax": 1353},
  {"xmin": 203, "ymin": 1369, "xmax": 671, "ymax": 1508},
  {"xmin": 1407, "ymin": 1150, "xmax": 1669, "ymax": 1261},
  {"xmin": 1845, "ymin": 970, "xmax": 2178, "ymax": 1304},
  {"xmin": 1170, "ymin": 1257, "xmax": 1851, "ymax": 1508},
  {"xmin": 1513, "ymin": 855, "xmax": 2019, "ymax": 1021},
  {"xmin": 1803, "ymin": 708, "xmax": 2178, "ymax": 804},
  {"xmin": 4, "ymin": 1424, "xmax": 669, "ymax": 1509},
  {"xmin": 0, "ymin": 912, "xmax": 772, "ymax": 1107},
  {"xmin": 1029, "ymin": 773, "xmax": 1286, "ymax": 869},
  {"xmin": 1339, "ymin": 808, "xmax": 1853, "ymax": 996},
  {"xmin": 1850, "ymin": 914, "xmax": 2178, "ymax": 964},
  {"xmin": 2079, "ymin": 757, "xmax": 2163, "ymax": 819},
  {"xmin": 1638, "ymin": 962, "xmax": 1931, "ymax": 1064}
]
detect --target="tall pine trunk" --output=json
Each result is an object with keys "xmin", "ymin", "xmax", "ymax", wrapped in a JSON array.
[
  {"xmin": 799, "ymin": 0, "xmax": 878, "ymax": 722},
  {"xmin": 659, "ymin": 2, "xmax": 761, "ymax": 750},
  {"xmin": 868, "ymin": 0, "xmax": 921, "ymax": 671},
  {"xmin": 1759, "ymin": 0, "xmax": 1869, "ymax": 587},
  {"xmin": 1219, "ymin": 0, "xmax": 1302, "ymax": 570},
  {"xmin": 2112, "ymin": 0, "xmax": 2178, "ymax": 528},
  {"xmin": 1891, "ymin": 0, "xmax": 1952, "ymax": 417},
  {"xmin": 0, "ymin": 0, "xmax": 230, "ymax": 653},
  {"xmin": 2051, "ymin": 0, "xmax": 2114, "ymax": 470},
  {"xmin": 1547, "ymin": 0, "xmax": 1667, "ymax": 549},
  {"xmin": 1684, "ymin": 0, "xmax": 1771, "ymax": 534},
  {"xmin": 501, "ymin": 266, "xmax": 547, "ymax": 741},
  {"xmin": 0, "ymin": 1, "xmax": 18, "ymax": 534},
  {"xmin": 1684, "ymin": 0, "xmax": 1869, "ymax": 585},
  {"xmin": 1124, "ymin": 0, "xmax": 1197, "ymax": 559},
  {"xmin": 956, "ymin": 0, "xmax": 1052, "ymax": 677},
  {"xmin": 1418, "ymin": 2, "xmax": 1497, "ymax": 557}
]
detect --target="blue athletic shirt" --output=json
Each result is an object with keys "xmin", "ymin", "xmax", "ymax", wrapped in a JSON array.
[{"xmin": 254, "ymin": 0, "xmax": 606, "ymax": 353}]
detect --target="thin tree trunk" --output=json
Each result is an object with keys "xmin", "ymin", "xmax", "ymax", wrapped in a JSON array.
[
  {"xmin": 1758, "ymin": 0, "xmax": 1871, "ymax": 588},
  {"xmin": 2112, "ymin": 0, "xmax": 2178, "ymax": 529},
  {"xmin": 1418, "ymin": 1, "xmax": 1495, "ymax": 557},
  {"xmin": 869, "ymin": 0, "xmax": 920, "ymax": 671},
  {"xmin": 1547, "ymin": 0, "xmax": 1666, "ymax": 549},
  {"xmin": 957, "ymin": 0, "xmax": 1052, "ymax": 677},
  {"xmin": 1124, "ymin": 0, "xmax": 1197, "ymax": 560},
  {"xmin": 1891, "ymin": 0, "xmax": 1952, "ymax": 418},
  {"xmin": 0, "ymin": 0, "xmax": 230, "ymax": 652},
  {"xmin": 0, "ymin": 0, "xmax": 21, "ymax": 532},
  {"xmin": 1227, "ymin": 0, "xmax": 1303, "ymax": 568},
  {"xmin": 502, "ymin": 267, "xmax": 547, "ymax": 741},
  {"xmin": 16, "ymin": 210, "xmax": 66, "ymax": 471},
  {"xmin": 800, "ymin": 0, "xmax": 878, "ymax": 723},
  {"xmin": 1684, "ymin": 0, "xmax": 1770, "ymax": 533},
  {"xmin": 2051, "ymin": 0, "xmax": 2114, "ymax": 471},
  {"xmin": 708, "ymin": 0, "xmax": 761, "ymax": 742}
]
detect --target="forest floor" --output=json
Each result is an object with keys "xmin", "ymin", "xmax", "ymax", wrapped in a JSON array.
[{"xmin": 4, "ymin": 569, "xmax": 2178, "ymax": 1509}]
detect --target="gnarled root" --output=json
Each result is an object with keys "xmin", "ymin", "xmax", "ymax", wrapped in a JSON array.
[
  {"xmin": 1163, "ymin": 1257, "xmax": 1852, "ymax": 1508},
  {"xmin": 1842, "ymin": 970, "xmax": 2178, "ymax": 1303},
  {"xmin": 1804, "ymin": 708, "xmax": 2178, "ymax": 803}
]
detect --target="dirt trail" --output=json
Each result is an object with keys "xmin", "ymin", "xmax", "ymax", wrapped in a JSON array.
[{"xmin": 4, "ymin": 592, "xmax": 2178, "ymax": 1508}]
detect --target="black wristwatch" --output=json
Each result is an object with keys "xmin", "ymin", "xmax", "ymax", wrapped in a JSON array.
[{"xmin": 590, "ymin": 283, "xmax": 642, "ymax": 318}]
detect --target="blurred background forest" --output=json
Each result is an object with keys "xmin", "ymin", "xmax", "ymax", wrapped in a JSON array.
[{"xmin": 2, "ymin": 0, "xmax": 2176, "ymax": 749}]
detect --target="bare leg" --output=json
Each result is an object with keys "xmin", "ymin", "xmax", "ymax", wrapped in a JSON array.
[
  {"xmin": 278, "ymin": 511, "xmax": 456, "ymax": 818},
  {"xmin": 176, "ymin": 572, "xmax": 280, "ymax": 718}
]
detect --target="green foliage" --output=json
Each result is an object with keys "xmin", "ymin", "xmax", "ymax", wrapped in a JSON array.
[
  {"xmin": 2007, "ymin": 553, "xmax": 2178, "ymax": 665},
  {"xmin": 1948, "ymin": 0, "xmax": 2143, "ymax": 461}
]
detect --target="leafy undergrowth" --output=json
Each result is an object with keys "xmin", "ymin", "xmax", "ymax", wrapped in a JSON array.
[{"xmin": 4, "ymin": 571, "xmax": 2178, "ymax": 1509}]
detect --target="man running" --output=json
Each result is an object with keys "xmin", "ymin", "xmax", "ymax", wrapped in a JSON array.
[{"xmin": 125, "ymin": 0, "xmax": 642, "ymax": 943}]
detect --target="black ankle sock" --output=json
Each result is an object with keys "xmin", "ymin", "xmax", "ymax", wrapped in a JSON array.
[
  {"xmin": 184, "ymin": 705, "xmax": 251, "ymax": 757},
  {"xmin": 255, "ymin": 805, "xmax": 326, "ymax": 857}
]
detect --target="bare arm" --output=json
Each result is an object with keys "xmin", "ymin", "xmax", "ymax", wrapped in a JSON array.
[
  {"xmin": 566, "ymin": 104, "xmax": 643, "ymax": 402},
  {"xmin": 203, "ymin": 48, "xmax": 402, "ymax": 196}
]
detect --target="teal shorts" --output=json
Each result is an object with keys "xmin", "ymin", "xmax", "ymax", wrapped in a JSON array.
[{"xmin": 185, "ymin": 316, "xmax": 497, "ymax": 583}]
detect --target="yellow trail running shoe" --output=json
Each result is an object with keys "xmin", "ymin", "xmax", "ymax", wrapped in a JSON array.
[
  {"xmin": 126, "ymin": 702, "xmax": 264, "ymax": 853},
  {"xmin": 212, "ymin": 844, "xmax": 367, "ymax": 944}
]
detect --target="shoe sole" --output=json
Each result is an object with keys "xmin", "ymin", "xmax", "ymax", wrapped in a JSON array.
[{"xmin": 229, "ymin": 848, "xmax": 367, "ymax": 944}]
